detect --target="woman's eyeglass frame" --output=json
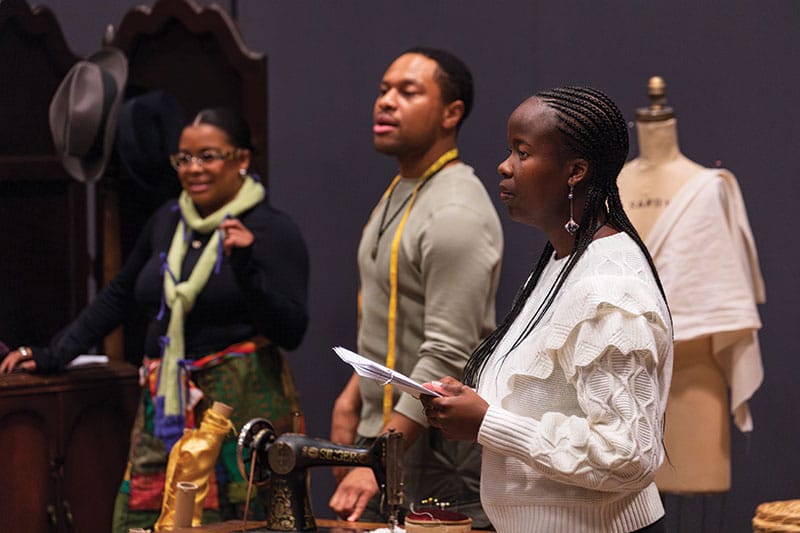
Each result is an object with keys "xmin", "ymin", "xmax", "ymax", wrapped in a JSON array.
[{"xmin": 169, "ymin": 150, "xmax": 242, "ymax": 170}]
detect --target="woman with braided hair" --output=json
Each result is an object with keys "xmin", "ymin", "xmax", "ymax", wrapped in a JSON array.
[{"xmin": 421, "ymin": 87, "xmax": 672, "ymax": 532}]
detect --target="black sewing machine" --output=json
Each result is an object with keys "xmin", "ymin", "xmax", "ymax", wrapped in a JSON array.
[{"xmin": 236, "ymin": 418, "xmax": 404, "ymax": 531}]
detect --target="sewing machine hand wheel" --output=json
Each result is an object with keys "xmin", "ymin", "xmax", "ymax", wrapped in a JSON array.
[{"xmin": 236, "ymin": 417, "xmax": 275, "ymax": 486}]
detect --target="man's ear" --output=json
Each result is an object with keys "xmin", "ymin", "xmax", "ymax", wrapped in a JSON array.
[
  {"xmin": 442, "ymin": 100, "xmax": 465, "ymax": 131},
  {"xmin": 567, "ymin": 158, "xmax": 589, "ymax": 187}
]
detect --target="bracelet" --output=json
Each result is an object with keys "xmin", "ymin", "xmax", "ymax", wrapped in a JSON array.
[{"xmin": 18, "ymin": 346, "xmax": 32, "ymax": 360}]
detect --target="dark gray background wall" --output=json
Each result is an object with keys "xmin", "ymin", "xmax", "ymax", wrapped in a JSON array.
[{"xmin": 40, "ymin": 1, "xmax": 800, "ymax": 531}]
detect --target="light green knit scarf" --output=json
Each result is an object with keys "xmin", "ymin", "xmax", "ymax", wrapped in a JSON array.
[{"xmin": 158, "ymin": 175, "xmax": 265, "ymax": 417}]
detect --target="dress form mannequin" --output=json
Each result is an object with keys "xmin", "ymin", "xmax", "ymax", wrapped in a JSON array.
[
  {"xmin": 618, "ymin": 77, "xmax": 704, "ymax": 238},
  {"xmin": 619, "ymin": 77, "xmax": 764, "ymax": 494}
]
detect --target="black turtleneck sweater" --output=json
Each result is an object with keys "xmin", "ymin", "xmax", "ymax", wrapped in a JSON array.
[{"xmin": 33, "ymin": 199, "xmax": 309, "ymax": 373}]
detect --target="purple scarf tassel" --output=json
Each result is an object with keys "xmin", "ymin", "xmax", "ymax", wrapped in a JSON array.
[
  {"xmin": 170, "ymin": 202, "xmax": 189, "ymax": 241},
  {"xmin": 153, "ymin": 395, "xmax": 185, "ymax": 452},
  {"xmin": 214, "ymin": 229, "xmax": 225, "ymax": 274},
  {"xmin": 153, "ymin": 345, "xmax": 188, "ymax": 453},
  {"xmin": 158, "ymin": 335, "xmax": 170, "ymax": 358},
  {"xmin": 213, "ymin": 213, "xmax": 234, "ymax": 275},
  {"xmin": 157, "ymin": 252, "xmax": 178, "ymax": 321}
]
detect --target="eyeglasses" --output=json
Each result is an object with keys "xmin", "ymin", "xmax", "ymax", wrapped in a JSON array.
[{"xmin": 169, "ymin": 150, "xmax": 240, "ymax": 170}]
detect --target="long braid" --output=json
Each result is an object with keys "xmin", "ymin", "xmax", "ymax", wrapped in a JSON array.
[{"xmin": 464, "ymin": 86, "xmax": 670, "ymax": 387}]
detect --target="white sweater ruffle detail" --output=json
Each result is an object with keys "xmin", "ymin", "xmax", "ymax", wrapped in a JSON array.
[{"xmin": 476, "ymin": 233, "xmax": 671, "ymax": 532}]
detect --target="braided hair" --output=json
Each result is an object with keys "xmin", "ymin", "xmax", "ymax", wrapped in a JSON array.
[{"xmin": 463, "ymin": 86, "xmax": 669, "ymax": 387}]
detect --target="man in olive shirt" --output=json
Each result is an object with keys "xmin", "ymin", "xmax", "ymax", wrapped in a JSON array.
[{"xmin": 329, "ymin": 47, "xmax": 502, "ymax": 527}]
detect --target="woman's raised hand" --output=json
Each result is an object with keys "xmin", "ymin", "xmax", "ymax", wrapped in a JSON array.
[{"xmin": 219, "ymin": 217, "xmax": 254, "ymax": 256}]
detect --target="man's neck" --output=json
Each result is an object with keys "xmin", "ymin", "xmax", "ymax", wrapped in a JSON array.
[{"xmin": 396, "ymin": 138, "xmax": 458, "ymax": 178}]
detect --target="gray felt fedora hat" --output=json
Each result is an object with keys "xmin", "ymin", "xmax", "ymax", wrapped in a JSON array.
[{"xmin": 49, "ymin": 47, "xmax": 128, "ymax": 183}]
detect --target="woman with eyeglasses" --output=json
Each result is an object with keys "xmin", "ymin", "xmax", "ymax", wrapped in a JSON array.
[{"xmin": 0, "ymin": 107, "xmax": 310, "ymax": 531}]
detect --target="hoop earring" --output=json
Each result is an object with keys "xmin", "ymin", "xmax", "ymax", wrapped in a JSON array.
[
  {"xmin": 239, "ymin": 168, "xmax": 247, "ymax": 178},
  {"xmin": 564, "ymin": 185, "xmax": 579, "ymax": 235}
]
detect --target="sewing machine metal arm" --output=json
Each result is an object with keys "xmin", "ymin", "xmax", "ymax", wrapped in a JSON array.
[{"xmin": 236, "ymin": 418, "xmax": 404, "ymax": 531}]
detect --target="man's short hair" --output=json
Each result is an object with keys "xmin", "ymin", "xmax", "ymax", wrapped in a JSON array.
[{"xmin": 403, "ymin": 47, "xmax": 474, "ymax": 130}]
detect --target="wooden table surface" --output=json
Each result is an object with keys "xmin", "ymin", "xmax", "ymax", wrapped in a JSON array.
[
  {"xmin": 169, "ymin": 518, "xmax": 489, "ymax": 532},
  {"xmin": 169, "ymin": 518, "xmax": 391, "ymax": 532}
]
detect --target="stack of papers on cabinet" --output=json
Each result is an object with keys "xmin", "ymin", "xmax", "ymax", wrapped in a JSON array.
[{"xmin": 67, "ymin": 354, "xmax": 109, "ymax": 368}]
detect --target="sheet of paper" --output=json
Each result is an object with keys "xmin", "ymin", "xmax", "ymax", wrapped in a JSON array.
[
  {"xmin": 67, "ymin": 354, "xmax": 109, "ymax": 368},
  {"xmin": 333, "ymin": 346, "xmax": 441, "ymax": 399}
]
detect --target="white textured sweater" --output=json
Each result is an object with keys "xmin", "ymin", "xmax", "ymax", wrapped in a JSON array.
[{"xmin": 477, "ymin": 233, "xmax": 673, "ymax": 533}]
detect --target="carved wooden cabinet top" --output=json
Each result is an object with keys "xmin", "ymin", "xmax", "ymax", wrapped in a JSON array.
[
  {"xmin": 0, "ymin": 361, "xmax": 138, "ymax": 397},
  {"xmin": 0, "ymin": 0, "xmax": 78, "ymax": 177}
]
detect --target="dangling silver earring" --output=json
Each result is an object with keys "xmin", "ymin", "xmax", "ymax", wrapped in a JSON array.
[
  {"xmin": 239, "ymin": 168, "xmax": 247, "ymax": 178},
  {"xmin": 564, "ymin": 185, "xmax": 580, "ymax": 235}
]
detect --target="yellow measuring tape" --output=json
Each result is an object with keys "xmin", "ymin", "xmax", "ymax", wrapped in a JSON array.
[{"xmin": 379, "ymin": 148, "xmax": 459, "ymax": 426}]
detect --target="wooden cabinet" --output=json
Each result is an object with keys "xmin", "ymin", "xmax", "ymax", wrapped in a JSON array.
[{"xmin": 0, "ymin": 362, "xmax": 139, "ymax": 533}]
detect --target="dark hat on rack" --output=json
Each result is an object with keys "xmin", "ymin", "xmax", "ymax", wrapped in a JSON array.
[
  {"xmin": 49, "ymin": 47, "xmax": 128, "ymax": 183},
  {"xmin": 116, "ymin": 90, "xmax": 186, "ymax": 193}
]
